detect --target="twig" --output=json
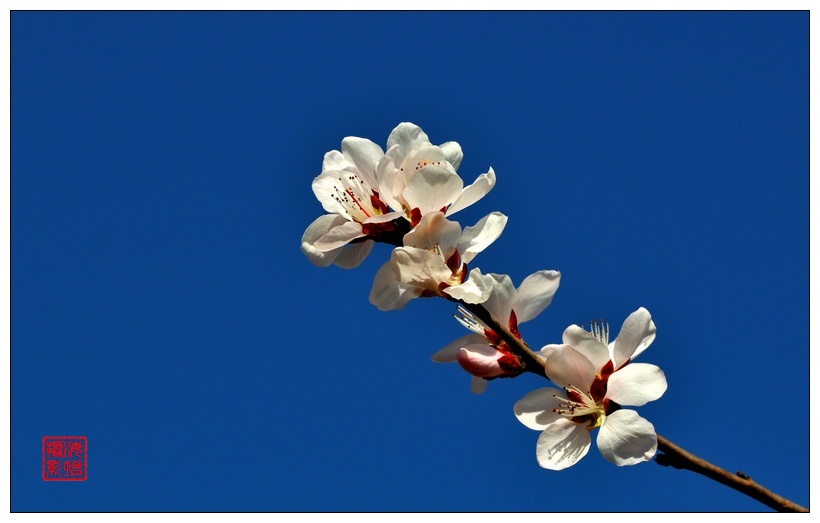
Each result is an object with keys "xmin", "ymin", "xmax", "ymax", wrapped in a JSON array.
[{"xmin": 654, "ymin": 435, "xmax": 807, "ymax": 512}]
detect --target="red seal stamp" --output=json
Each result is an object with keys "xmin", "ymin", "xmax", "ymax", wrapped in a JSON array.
[{"xmin": 42, "ymin": 436, "xmax": 87, "ymax": 481}]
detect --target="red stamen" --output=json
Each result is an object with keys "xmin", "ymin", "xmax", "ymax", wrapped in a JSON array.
[{"xmin": 345, "ymin": 188, "xmax": 371, "ymax": 217}]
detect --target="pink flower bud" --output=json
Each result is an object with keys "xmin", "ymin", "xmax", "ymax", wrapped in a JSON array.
[{"xmin": 456, "ymin": 345, "xmax": 508, "ymax": 378}]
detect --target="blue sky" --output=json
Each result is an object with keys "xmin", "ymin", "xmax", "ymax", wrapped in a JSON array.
[{"xmin": 11, "ymin": 11, "xmax": 808, "ymax": 512}]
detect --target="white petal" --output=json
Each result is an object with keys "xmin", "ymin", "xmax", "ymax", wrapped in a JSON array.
[
  {"xmin": 314, "ymin": 220, "xmax": 366, "ymax": 251},
  {"xmin": 535, "ymin": 418, "xmax": 592, "ymax": 470},
  {"xmin": 511, "ymin": 270, "xmax": 561, "ymax": 324},
  {"xmin": 374, "ymin": 152, "xmax": 404, "ymax": 211},
  {"xmin": 301, "ymin": 243, "xmax": 341, "ymax": 267},
  {"xmin": 391, "ymin": 247, "xmax": 451, "ymax": 291},
  {"xmin": 300, "ymin": 215, "xmax": 346, "ymax": 267},
  {"xmin": 613, "ymin": 307, "xmax": 656, "ymax": 368},
  {"xmin": 513, "ymin": 387, "xmax": 565, "ymax": 430},
  {"xmin": 332, "ymin": 241, "xmax": 374, "ymax": 269},
  {"xmin": 562, "ymin": 325, "xmax": 610, "ymax": 371},
  {"xmin": 386, "ymin": 122, "xmax": 429, "ymax": 159},
  {"xmin": 341, "ymin": 136, "xmax": 383, "ymax": 189},
  {"xmin": 432, "ymin": 333, "xmax": 488, "ymax": 362},
  {"xmin": 368, "ymin": 261, "xmax": 419, "ymax": 311},
  {"xmin": 597, "ymin": 409, "xmax": 658, "ymax": 466},
  {"xmin": 438, "ymin": 141, "xmax": 463, "ymax": 170},
  {"xmin": 311, "ymin": 171, "xmax": 353, "ymax": 216},
  {"xmin": 606, "ymin": 363, "xmax": 667, "ymax": 407},
  {"xmin": 482, "ymin": 273, "xmax": 516, "ymax": 324},
  {"xmin": 539, "ymin": 344, "xmax": 563, "ymax": 359},
  {"xmin": 362, "ymin": 211, "xmax": 405, "ymax": 224},
  {"xmin": 401, "ymin": 142, "xmax": 450, "ymax": 172},
  {"xmin": 444, "ymin": 268, "xmax": 493, "ymax": 304},
  {"xmin": 402, "ymin": 164, "xmax": 464, "ymax": 216},
  {"xmin": 457, "ymin": 212, "xmax": 507, "ymax": 264},
  {"xmin": 402, "ymin": 212, "xmax": 461, "ymax": 255},
  {"xmin": 631, "ymin": 319, "xmax": 656, "ymax": 362},
  {"xmin": 469, "ymin": 377, "xmax": 488, "ymax": 395},
  {"xmin": 321, "ymin": 149, "xmax": 354, "ymax": 172},
  {"xmin": 543, "ymin": 345, "xmax": 597, "ymax": 391},
  {"xmin": 446, "ymin": 167, "xmax": 496, "ymax": 217}
]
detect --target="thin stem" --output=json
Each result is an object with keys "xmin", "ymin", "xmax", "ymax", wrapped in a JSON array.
[{"xmin": 655, "ymin": 435, "xmax": 808, "ymax": 513}]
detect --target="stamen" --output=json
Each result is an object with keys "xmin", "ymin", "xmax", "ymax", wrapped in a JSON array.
[
  {"xmin": 328, "ymin": 174, "xmax": 385, "ymax": 223},
  {"xmin": 454, "ymin": 305, "xmax": 485, "ymax": 335},
  {"xmin": 551, "ymin": 385, "xmax": 604, "ymax": 420},
  {"xmin": 589, "ymin": 318, "xmax": 610, "ymax": 345}
]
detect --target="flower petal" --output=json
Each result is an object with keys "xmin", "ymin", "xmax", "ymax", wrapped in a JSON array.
[
  {"xmin": 597, "ymin": 409, "xmax": 658, "ymax": 466},
  {"xmin": 535, "ymin": 418, "xmax": 592, "ymax": 470},
  {"xmin": 511, "ymin": 270, "xmax": 561, "ymax": 324},
  {"xmin": 432, "ymin": 333, "xmax": 488, "ymax": 362},
  {"xmin": 402, "ymin": 164, "xmax": 464, "ymax": 216},
  {"xmin": 606, "ymin": 363, "xmax": 667, "ymax": 407},
  {"xmin": 300, "ymin": 215, "xmax": 346, "ymax": 267},
  {"xmin": 456, "ymin": 345, "xmax": 507, "ymax": 378},
  {"xmin": 543, "ymin": 345, "xmax": 597, "ymax": 391},
  {"xmin": 469, "ymin": 377, "xmax": 488, "ymax": 395},
  {"xmin": 539, "ymin": 344, "xmax": 563, "ymax": 359},
  {"xmin": 446, "ymin": 167, "xmax": 496, "ymax": 217},
  {"xmin": 391, "ymin": 247, "xmax": 451, "ymax": 292},
  {"xmin": 402, "ymin": 212, "xmax": 462, "ymax": 255},
  {"xmin": 374, "ymin": 151, "xmax": 404, "ymax": 212},
  {"xmin": 341, "ymin": 136, "xmax": 383, "ymax": 189},
  {"xmin": 314, "ymin": 220, "xmax": 366, "ymax": 251},
  {"xmin": 386, "ymin": 122, "xmax": 429, "ymax": 160},
  {"xmin": 457, "ymin": 212, "xmax": 508, "ymax": 264},
  {"xmin": 362, "ymin": 211, "xmax": 405, "ymax": 224},
  {"xmin": 321, "ymin": 149, "xmax": 355, "ymax": 173},
  {"xmin": 482, "ymin": 273, "xmax": 516, "ymax": 324},
  {"xmin": 631, "ymin": 319, "xmax": 656, "ymax": 361},
  {"xmin": 444, "ymin": 268, "xmax": 494, "ymax": 304},
  {"xmin": 332, "ymin": 240, "xmax": 374, "ymax": 269},
  {"xmin": 562, "ymin": 325, "xmax": 610, "ymax": 371},
  {"xmin": 613, "ymin": 307, "xmax": 656, "ymax": 368},
  {"xmin": 368, "ymin": 261, "xmax": 419, "ymax": 311},
  {"xmin": 311, "ymin": 171, "xmax": 354, "ymax": 216},
  {"xmin": 438, "ymin": 140, "xmax": 463, "ymax": 170},
  {"xmin": 513, "ymin": 387, "xmax": 565, "ymax": 431}
]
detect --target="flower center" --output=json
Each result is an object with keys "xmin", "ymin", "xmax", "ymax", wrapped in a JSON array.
[
  {"xmin": 329, "ymin": 173, "xmax": 388, "ymax": 223},
  {"xmin": 435, "ymin": 244, "xmax": 466, "ymax": 286},
  {"xmin": 552, "ymin": 384, "xmax": 607, "ymax": 429},
  {"xmin": 417, "ymin": 243, "xmax": 467, "ymax": 297}
]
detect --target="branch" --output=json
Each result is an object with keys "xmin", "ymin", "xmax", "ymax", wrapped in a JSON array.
[{"xmin": 654, "ymin": 435, "xmax": 807, "ymax": 512}]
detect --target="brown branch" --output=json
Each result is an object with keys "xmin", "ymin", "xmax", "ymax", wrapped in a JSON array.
[{"xmin": 654, "ymin": 435, "xmax": 807, "ymax": 512}]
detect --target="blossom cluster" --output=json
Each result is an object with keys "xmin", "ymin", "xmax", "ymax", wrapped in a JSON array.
[{"xmin": 301, "ymin": 123, "xmax": 667, "ymax": 470}]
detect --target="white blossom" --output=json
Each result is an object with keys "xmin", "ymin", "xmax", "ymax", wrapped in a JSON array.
[{"xmin": 514, "ymin": 308, "xmax": 666, "ymax": 470}]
